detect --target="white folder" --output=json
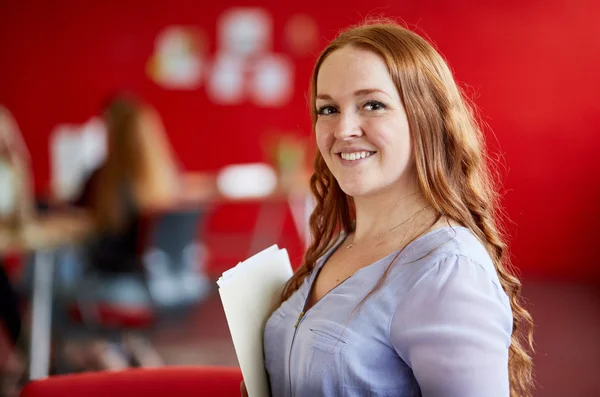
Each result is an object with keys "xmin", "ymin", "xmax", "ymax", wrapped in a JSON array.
[{"xmin": 217, "ymin": 245, "xmax": 293, "ymax": 397}]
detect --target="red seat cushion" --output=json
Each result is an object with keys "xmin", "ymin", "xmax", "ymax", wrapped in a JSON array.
[
  {"xmin": 21, "ymin": 366, "xmax": 243, "ymax": 397},
  {"xmin": 67, "ymin": 303, "xmax": 155, "ymax": 329}
]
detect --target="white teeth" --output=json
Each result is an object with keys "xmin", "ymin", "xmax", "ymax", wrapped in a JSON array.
[{"xmin": 340, "ymin": 151, "xmax": 373, "ymax": 161}]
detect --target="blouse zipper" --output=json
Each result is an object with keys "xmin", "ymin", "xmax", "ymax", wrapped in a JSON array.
[
  {"xmin": 287, "ymin": 235, "xmax": 349, "ymax": 397},
  {"xmin": 294, "ymin": 312, "xmax": 305, "ymax": 328},
  {"xmin": 288, "ymin": 305, "xmax": 308, "ymax": 396},
  {"xmin": 287, "ymin": 274, "xmax": 352, "ymax": 397}
]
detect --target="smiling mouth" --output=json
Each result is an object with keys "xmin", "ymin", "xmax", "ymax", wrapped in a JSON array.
[{"xmin": 338, "ymin": 151, "xmax": 376, "ymax": 161}]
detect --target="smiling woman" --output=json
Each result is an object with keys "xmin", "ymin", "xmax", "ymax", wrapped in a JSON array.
[
  {"xmin": 255, "ymin": 20, "xmax": 534, "ymax": 397},
  {"xmin": 314, "ymin": 47, "xmax": 413, "ymax": 199}
]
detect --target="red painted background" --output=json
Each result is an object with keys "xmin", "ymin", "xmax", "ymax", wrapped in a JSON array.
[{"xmin": 1, "ymin": 0, "xmax": 599, "ymax": 279}]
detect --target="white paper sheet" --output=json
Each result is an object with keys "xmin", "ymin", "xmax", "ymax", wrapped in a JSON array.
[{"xmin": 217, "ymin": 245, "xmax": 293, "ymax": 397}]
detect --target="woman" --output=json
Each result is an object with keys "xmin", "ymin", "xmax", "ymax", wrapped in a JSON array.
[
  {"xmin": 0, "ymin": 106, "xmax": 34, "ymax": 229},
  {"xmin": 70, "ymin": 95, "xmax": 180, "ymax": 370},
  {"xmin": 76, "ymin": 95, "xmax": 181, "ymax": 273},
  {"xmin": 0, "ymin": 106, "xmax": 34, "ymax": 397},
  {"xmin": 258, "ymin": 21, "xmax": 534, "ymax": 397}
]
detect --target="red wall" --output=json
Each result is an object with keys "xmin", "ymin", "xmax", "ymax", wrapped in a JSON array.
[{"xmin": 1, "ymin": 0, "xmax": 599, "ymax": 279}]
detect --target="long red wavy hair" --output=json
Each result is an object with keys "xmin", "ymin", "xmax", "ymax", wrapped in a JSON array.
[{"xmin": 279, "ymin": 20, "xmax": 534, "ymax": 397}]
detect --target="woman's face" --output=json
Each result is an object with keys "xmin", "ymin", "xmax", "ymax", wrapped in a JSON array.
[{"xmin": 315, "ymin": 46, "xmax": 416, "ymax": 199}]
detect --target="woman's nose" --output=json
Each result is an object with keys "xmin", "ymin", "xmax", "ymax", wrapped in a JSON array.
[{"xmin": 333, "ymin": 113, "xmax": 363, "ymax": 140}]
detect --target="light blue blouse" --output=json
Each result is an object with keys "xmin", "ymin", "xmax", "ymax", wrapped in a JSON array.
[{"xmin": 263, "ymin": 226, "xmax": 512, "ymax": 397}]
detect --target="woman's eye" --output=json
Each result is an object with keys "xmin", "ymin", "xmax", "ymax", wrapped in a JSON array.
[
  {"xmin": 363, "ymin": 101, "xmax": 386, "ymax": 111},
  {"xmin": 317, "ymin": 106, "xmax": 337, "ymax": 116}
]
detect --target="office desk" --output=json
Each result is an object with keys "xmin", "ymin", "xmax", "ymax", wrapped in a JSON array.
[
  {"xmin": 0, "ymin": 210, "xmax": 93, "ymax": 380},
  {"xmin": 181, "ymin": 171, "xmax": 313, "ymax": 255}
]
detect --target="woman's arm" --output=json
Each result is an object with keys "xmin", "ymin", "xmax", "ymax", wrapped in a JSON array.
[{"xmin": 390, "ymin": 255, "xmax": 513, "ymax": 397}]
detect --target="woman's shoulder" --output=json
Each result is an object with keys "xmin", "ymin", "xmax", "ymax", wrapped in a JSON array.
[
  {"xmin": 408, "ymin": 225, "xmax": 493, "ymax": 269},
  {"xmin": 387, "ymin": 225, "xmax": 503, "ymax": 294},
  {"xmin": 389, "ymin": 226, "xmax": 512, "ymax": 334}
]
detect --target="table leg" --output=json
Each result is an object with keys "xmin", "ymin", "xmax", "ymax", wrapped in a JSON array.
[{"xmin": 29, "ymin": 249, "xmax": 54, "ymax": 380}]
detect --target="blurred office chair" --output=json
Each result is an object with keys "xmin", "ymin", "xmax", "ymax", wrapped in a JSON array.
[
  {"xmin": 71, "ymin": 207, "xmax": 210, "ymax": 326},
  {"xmin": 20, "ymin": 366, "xmax": 243, "ymax": 397},
  {"xmin": 141, "ymin": 208, "xmax": 211, "ymax": 317},
  {"xmin": 63, "ymin": 207, "xmax": 210, "ymax": 370}
]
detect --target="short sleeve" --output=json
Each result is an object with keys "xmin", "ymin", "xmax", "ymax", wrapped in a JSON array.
[{"xmin": 390, "ymin": 254, "xmax": 513, "ymax": 397}]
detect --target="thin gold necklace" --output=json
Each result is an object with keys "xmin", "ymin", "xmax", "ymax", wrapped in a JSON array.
[{"xmin": 346, "ymin": 205, "xmax": 429, "ymax": 249}]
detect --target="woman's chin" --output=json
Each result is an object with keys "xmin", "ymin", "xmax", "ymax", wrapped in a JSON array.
[{"xmin": 338, "ymin": 181, "xmax": 373, "ymax": 198}]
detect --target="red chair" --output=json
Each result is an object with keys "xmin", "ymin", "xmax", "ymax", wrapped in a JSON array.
[{"xmin": 20, "ymin": 366, "xmax": 243, "ymax": 397}]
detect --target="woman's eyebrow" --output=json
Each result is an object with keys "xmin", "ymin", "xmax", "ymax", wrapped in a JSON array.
[
  {"xmin": 316, "ymin": 88, "xmax": 391, "ymax": 101},
  {"xmin": 353, "ymin": 88, "xmax": 391, "ymax": 98},
  {"xmin": 316, "ymin": 93, "xmax": 333, "ymax": 101}
]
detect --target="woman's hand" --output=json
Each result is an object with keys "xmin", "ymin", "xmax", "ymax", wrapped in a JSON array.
[{"xmin": 240, "ymin": 380, "xmax": 248, "ymax": 397}]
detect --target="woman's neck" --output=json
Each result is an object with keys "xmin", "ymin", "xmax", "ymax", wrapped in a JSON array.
[{"xmin": 351, "ymin": 184, "xmax": 432, "ymax": 244}]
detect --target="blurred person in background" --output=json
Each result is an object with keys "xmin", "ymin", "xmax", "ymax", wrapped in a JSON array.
[
  {"xmin": 75, "ymin": 94, "xmax": 181, "ymax": 273},
  {"xmin": 0, "ymin": 106, "xmax": 35, "ymax": 397},
  {"xmin": 66, "ymin": 94, "xmax": 182, "ymax": 371},
  {"xmin": 0, "ymin": 106, "xmax": 34, "ymax": 228},
  {"xmin": 250, "ymin": 20, "xmax": 534, "ymax": 397}
]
